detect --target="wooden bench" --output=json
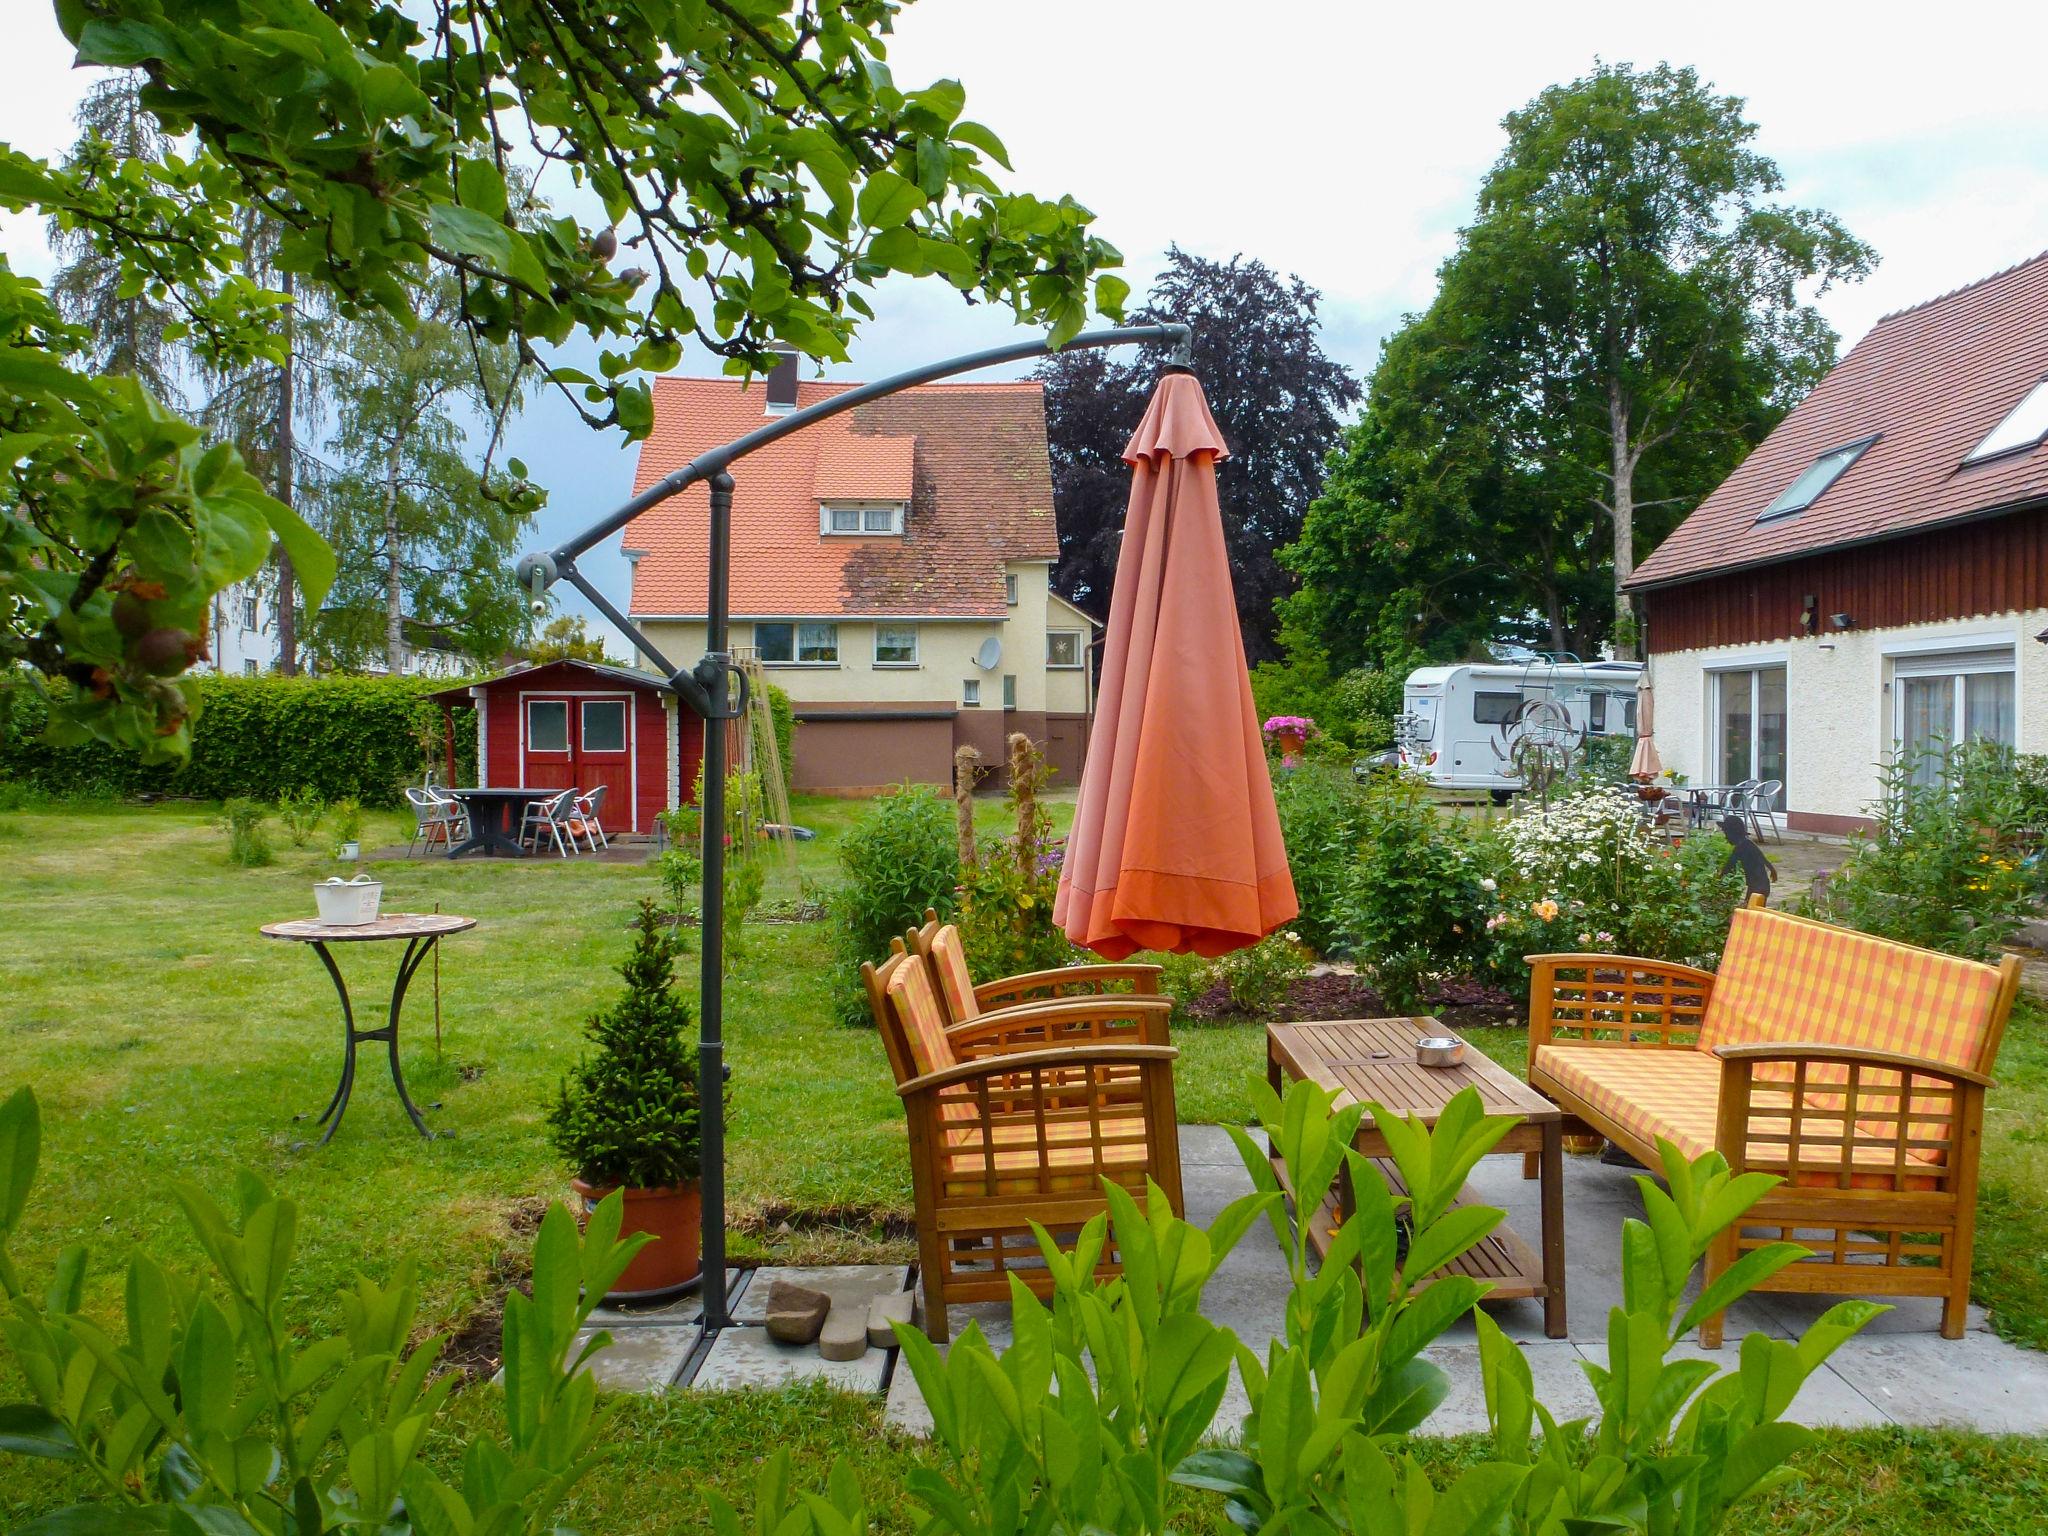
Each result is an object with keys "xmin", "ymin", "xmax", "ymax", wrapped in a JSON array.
[
  {"xmin": 861, "ymin": 944, "xmax": 1181, "ymax": 1342},
  {"xmin": 1525, "ymin": 897, "xmax": 2023, "ymax": 1346}
]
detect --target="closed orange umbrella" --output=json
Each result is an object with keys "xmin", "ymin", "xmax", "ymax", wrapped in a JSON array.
[{"xmin": 1053, "ymin": 371, "xmax": 1298, "ymax": 959}]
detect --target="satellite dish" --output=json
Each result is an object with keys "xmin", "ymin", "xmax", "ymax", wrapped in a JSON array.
[{"xmin": 976, "ymin": 636, "xmax": 1002, "ymax": 671}]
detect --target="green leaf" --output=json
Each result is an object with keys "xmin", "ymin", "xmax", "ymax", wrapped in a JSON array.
[
  {"xmin": 856, "ymin": 170, "xmax": 924, "ymax": 230},
  {"xmin": 429, "ymin": 202, "xmax": 513, "ymax": 267},
  {"xmin": 0, "ymin": 1087, "xmax": 41, "ymax": 1238},
  {"xmin": 260, "ymin": 495, "xmax": 335, "ymax": 620},
  {"xmin": 456, "ymin": 156, "xmax": 509, "ymax": 220},
  {"xmin": 952, "ymin": 120, "xmax": 1013, "ymax": 170},
  {"xmin": 0, "ymin": 1404, "xmax": 80, "ymax": 1461}
]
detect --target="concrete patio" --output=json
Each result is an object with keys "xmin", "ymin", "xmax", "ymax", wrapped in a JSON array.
[{"xmin": 571, "ymin": 1124, "xmax": 2048, "ymax": 1436}]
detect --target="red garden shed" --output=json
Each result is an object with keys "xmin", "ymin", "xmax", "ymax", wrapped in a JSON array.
[{"xmin": 427, "ymin": 660, "xmax": 698, "ymax": 835}]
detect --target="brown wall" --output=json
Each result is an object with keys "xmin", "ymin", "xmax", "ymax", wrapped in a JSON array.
[
  {"xmin": 1041, "ymin": 712, "xmax": 1091, "ymax": 790},
  {"xmin": 1644, "ymin": 507, "xmax": 2048, "ymax": 654},
  {"xmin": 791, "ymin": 712, "xmax": 955, "ymax": 794}
]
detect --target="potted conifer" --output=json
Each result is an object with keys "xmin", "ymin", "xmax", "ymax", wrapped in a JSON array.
[{"xmin": 547, "ymin": 900, "xmax": 703, "ymax": 1298}]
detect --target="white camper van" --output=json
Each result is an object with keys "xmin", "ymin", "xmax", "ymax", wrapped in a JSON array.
[{"xmin": 1394, "ymin": 659, "xmax": 1642, "ymax": 796}]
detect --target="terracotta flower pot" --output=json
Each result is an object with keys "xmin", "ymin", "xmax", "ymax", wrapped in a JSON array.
[{"xmin": 570, "ymin": 1177, "xmax": 703, "ymax": 1300}]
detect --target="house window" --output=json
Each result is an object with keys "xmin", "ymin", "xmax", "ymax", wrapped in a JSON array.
[
  {"xmin": 820, "ymin": 502, "xmax": 904, "ymax": 535},
  {"xmin": 1473, "ymin": 691, "xmax": 1522, "ymax": 726},
  {"xmin": 962, "ymin": 678, "xmax": 980, "ymax": 707},
  {"xmin": 1004, "ymin": 573, "xmax": 1019, "ymax": 606},
  {"xmin": 874, "ymin": 623, "xmax": 919, "ymax": 666},
  {"xmin": 1002, "ymin": 674, "xmax": 1016, "ymax": 709},
  {"xmin": 242, "ymin": 659, "xmax": 258, "ymax": 677},
  {"xmin": 580, "ymin": 699, "xmax": 628, "ymax": 752},
  {"xmin": 1755, "ymin": 436, "xmax": 1877, "ymax": 523},
  {"xmin": 754, "ymin": 621, "xmax": 839, "ymax": 664},
  {"xmin": 241, "ymin": 593, "xmax": 258, "ymax": 630},
  {"xmin": 1894, "ymin": 648, "xmax": 2016, "ymax": 784},
  {"xmin": 1712, "ymin": 667, "xmax": 1787, "ymax": 808},
  {"xmin": 1586, "ymin": 691, "xmax": 1608, "ymax": 733},
  {"xmin": 527, "ymin": 699, "xmax": 570, "ymax": 753},
  {"xmin": 1964, "ymin": 379, "xmax": 2048, "ymax": 464},
  {"xmin": 1046, "ymin": 630, "xmax": 1083, "ymax": 669}
]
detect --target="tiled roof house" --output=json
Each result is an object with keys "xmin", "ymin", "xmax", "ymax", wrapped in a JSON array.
[
  {"xmin": 623, "ymin": 361, "xmax": 1098, "ymax": 793},
  {"xmin": 1633, "ymin": 250, "xmax": 2048, "ymax": 832}
]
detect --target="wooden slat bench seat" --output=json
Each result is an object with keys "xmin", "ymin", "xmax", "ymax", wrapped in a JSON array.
[{"xmin": 1525, "ymin": 896, "xmax": 2022, "ymax": 1346}]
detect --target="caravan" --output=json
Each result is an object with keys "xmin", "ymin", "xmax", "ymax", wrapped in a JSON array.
[{"xmin": 1394, "ymin": 659, "xmax": 1642, "ymax": 797}]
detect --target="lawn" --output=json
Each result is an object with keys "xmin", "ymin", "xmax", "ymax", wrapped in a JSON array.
[{"xmin": 1, "ymin": 796, "xmax": 2046, "ymax": 1531}]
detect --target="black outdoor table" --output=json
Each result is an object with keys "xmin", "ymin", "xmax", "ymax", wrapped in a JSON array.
[
  {"xmin": 445, "ymin": 785, "xmax": 540, "ymax": 858},
  {"xmin": 261, "ymin": 912, "xmax": 476, "ymax": 1145}
]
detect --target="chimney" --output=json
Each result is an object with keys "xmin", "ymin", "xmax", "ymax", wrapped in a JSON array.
[{"xmin": 764, "ymin": 347, "xmax": 799, "ymax": 415}]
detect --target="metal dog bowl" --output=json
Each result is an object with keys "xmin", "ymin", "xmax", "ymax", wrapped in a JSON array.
[{"xmin": 1414, "ymin": 1035, "xmax": 1465, "ymax": 1068}]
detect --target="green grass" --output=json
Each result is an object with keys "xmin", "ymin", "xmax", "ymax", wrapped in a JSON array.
[{"xmin": 1, "ymin": 798, "xmax": 2045, "ymax": 1528}]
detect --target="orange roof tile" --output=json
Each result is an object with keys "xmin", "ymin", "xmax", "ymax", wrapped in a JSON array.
[
  {"xmin": 624, "ymin": 377, "xmax": 1057, "ymax": 618},
  {"xmin": 814, "ymin": 431, "xmax": 915, "ymax": 501},
  {"xmin": 1632, "ymin": 249, "xmax": 2048, "ymax": 588}
]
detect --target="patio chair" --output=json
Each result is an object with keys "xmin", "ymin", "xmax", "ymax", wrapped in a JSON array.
[
  {"xmin": 860, "ymin": 946, "xmax": 1182, "ymax": 1342},
  {"xmin": 1739, "ymin": 779, "xmax": 1784, "ymax": 844},
  {"xmin": 570, "ymin": 784, "xmax": 610, "ymax": 852},
  {"xmin": 404, "ymin": 787, "xmax": 463, "ymax": 856},
  {"xmin": 907, "ymin": 909, "xmax": 1166, "ymax": 1032},
  {"xmin": 519, "ymin": 788, "xmax": 582, "ymax": 857}
]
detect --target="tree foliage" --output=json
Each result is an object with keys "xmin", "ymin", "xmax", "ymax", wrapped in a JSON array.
[
  {"xmin": 526, "ymin": 614, "xmax": 619, "ymax": 666},
  {"xmin": 1037, "ymin": 247, "xmax": 1359, "ymax": 660},
  {"xmin": 1287, "ymin": 62, "xmax": 1872, "ymax": 668},
  {"xmin": 2, "ymin": 0, "xmax": 1121, "ymax": 756}
]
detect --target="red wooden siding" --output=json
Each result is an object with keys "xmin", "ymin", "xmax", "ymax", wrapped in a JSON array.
[
  {"xmin": 473, "ymin": 661, "xmax": 700, "ymax": 832},
  {"xmin": 1644, "ymin": 507, "xmax": 2048, "ymax": 653}
]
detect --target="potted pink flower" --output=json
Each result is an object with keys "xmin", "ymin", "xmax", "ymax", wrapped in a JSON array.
[{"xmin": 1262, "ymin": 714, "xmax": 1319, "ymax": 766}]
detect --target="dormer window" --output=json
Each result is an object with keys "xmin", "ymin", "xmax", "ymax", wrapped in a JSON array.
[
  {"xmin": 1754, "ymin": 434, "xmax": 1878, "ymax": 524},
  {"xmin": 1963, "ymin": 378, "xmax": 2048, "ymax": 465},
  {"xmin": 821, "ymin": 501, "xmax": 905, "ymax": 536}
]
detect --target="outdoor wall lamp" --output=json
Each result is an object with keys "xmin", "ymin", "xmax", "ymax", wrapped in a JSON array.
[
  {"xmin": 1829, "ymin": 613, "xmax": 1856, "ymax": 631},
  {"xmin": 2036, "ymin": 627, "xmax": 2048, "ymax": 645}
]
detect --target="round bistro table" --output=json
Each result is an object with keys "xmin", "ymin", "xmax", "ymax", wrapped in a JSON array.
[{"xmin": 261, "ymin": 912, "xmax": 476, "ymax": 1144}]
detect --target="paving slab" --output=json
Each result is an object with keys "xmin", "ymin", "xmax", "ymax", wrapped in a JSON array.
[
  {"xmin": 1819, "ymin": 1331, "xmax": 2048, "ymax": 1432},
  {"xmin": 1422, "ymin": 1342, "xmax": 1600, "ymax": 1434},
  {"xmin": 695, "ymin": 1324, "xmax": 889, "ymax": 1393},
  {"xmin": 568, "ymin": 1323, "xmax": 694, "ymax": 1393},
  {"xmin": 588, "ymin": 1286, "xmax": 705, "ymax": 1330},
  {"xmin": 728, "ymin": 1264, "xmax": 908, "ymax": 1324}
]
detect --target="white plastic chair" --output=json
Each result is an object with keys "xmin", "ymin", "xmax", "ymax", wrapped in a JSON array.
[
  {"xmin": 405, "ymin": 787, "xmax": 459, "ymax": 856},
  {"xmin": 571, "ymin": 784, "xmax": 610, "ymax": 852},
  {"xmin": 519, "ymin": 788, "xmax": 581, "ymax": 857}
]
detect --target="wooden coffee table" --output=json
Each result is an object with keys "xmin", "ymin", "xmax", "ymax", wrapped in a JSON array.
[{"xmin": 1267, "ymin": 1017, "xmax": 1566, "ymax": 1338}]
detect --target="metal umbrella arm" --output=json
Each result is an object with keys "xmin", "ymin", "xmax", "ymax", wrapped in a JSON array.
[{"xmin": 514, "ymin": 320, "xmax": 1192, "ymax": 1337}]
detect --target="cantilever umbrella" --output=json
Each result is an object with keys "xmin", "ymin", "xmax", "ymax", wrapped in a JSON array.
[{"xmin": 1055, "ymin": 369, "xmax": 1297, "ymax": 959}]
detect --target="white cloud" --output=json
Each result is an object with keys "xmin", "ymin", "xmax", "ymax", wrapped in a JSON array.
[{"xmin": 6, "ymin": 0, "xmax": 2047, "ymax": 658}]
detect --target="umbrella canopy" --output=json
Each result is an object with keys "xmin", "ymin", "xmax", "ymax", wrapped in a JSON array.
[
  {"xmin": 1629, "ymin": 677, "xmax": 1664, "ymax": 778},
  {"xmin": 1054, "ymin": 371, "xmax": 1297, "ymax": 959}
]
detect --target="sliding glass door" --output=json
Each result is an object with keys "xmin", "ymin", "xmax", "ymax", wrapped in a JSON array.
[{"xmin": 1713, "ymin": 666, "xmax": 1788, "ymax": 809}]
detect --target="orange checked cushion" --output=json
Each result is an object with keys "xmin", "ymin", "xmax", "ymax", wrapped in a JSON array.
[
  {"xmin": 885, "ymin": 957, "xmax": 957, "ymax": 1078},
  {"xmin": 930, "ymin": 925, "xmax": 982, "ymax": 1026},
  {"xmin": 1698, "ymin": 907, "xmax": 2003, "ymax": 1072},
  {"xmin": 1531, "ymin": 1044, "xmax": 1943, "ymax": 1191}
]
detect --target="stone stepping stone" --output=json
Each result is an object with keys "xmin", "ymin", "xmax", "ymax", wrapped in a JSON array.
[
  {"xmin": 867, "ymin": 1290, "xmax": 916, "ymax": 1348},
  {"xmin": 694, "ymin": 1325, "xmax": 887, "ymax": 1393},
  {"xmin": 567, "ymin": 1324, "xmax": 693, "ymax": 1394},
  {"xmin": 730, "ymin": 1264, "xmax": 910, "ymax": 1324},
  {"xmin": 765, "ymin": 1281, "xmax": 831, "ymax": 1345}
]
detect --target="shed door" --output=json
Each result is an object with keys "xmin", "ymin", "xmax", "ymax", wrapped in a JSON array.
[{"xmin": 522, "ymin": 695, "xmax": 633, "ymax": 826}]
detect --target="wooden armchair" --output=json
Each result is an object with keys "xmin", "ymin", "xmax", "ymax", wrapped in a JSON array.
[
  {"xmin": 1524, "ymin": 899, "xmax": 2022, "ymax": 1346},
  {"xmin": 860, "ymin": 947, "xmax": 1182, "ymax": 1342},
  {"xmin": 908, "ymin": 909, "xmax": 1164, "ymax": 1029}
]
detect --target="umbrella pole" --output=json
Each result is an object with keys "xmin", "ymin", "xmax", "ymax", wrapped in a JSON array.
[{"xmin": 698, "ymin": 469, "xmax": 735, "ymax": 1333}]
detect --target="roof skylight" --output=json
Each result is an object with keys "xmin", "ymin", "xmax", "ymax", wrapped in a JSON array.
[
  {"xmin": 1963, "ymin": 379, "xmax": 2048, "ymax": 465},
  {"xmin": 1755, "ymin": 435, "xmax": 1877, "ymax": 524}
]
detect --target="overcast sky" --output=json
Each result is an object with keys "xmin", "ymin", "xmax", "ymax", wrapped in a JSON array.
[{"xmin": 6, "ymin": 1, "xmax": 2047, "ymax": 656}]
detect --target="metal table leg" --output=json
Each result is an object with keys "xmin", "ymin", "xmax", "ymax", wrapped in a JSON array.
[{"xmin": 301, "ymin": 937, "xmax": 443, "ymax": 1143}]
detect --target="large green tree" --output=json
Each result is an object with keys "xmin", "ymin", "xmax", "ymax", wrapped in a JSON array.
[
  {"xmin": 2, "ymin": 0, "xmax": 1121, "ymax": 758},
  {"xmin": 309, "ymin": 275, "xmax": 530, "ymax": 673},
  {"xmin": 1291, "ymin": 61, "xmax": 1873, "ymax": 667}
]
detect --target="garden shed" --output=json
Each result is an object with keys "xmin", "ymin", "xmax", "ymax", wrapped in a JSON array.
[{"xmin": 427, "ymin": 660, "xmax": 696, "ymax": 835}]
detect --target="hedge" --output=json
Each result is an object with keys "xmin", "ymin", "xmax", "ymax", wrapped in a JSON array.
[{"xmin": 0, "ymin": 673, "xmax": 477, "ymax": 806}]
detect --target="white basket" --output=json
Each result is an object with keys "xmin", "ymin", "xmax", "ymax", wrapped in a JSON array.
[{"xmin": 314, "ymin": 876, "xmax": 383, "ymax": 926}]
